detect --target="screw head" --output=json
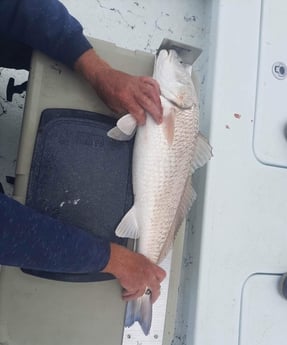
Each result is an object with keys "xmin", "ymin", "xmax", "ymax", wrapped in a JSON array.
[{"xmin": 272, "ymin": 62, "xmax": 287, "ymax": 80}]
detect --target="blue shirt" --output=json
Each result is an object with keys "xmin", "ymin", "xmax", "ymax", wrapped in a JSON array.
[
  {"xmin": 0, "ymin": 0, "xmax": 92, "ymax": 68},
  {"xmin": 0, "ymin": 194, "xmax": 110, "ymax": 273},
  {"xmin": 0, "ymin": 0, "xmax": 111, "ymax": 273}
]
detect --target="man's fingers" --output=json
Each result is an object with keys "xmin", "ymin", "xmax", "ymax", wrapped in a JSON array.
[
  {"xmin": 135, "ymin": 93, "xmax": 162, "ymax": 124},
  {"xmin": 142, "ymin": 78, "xmax": 163, "ymax": 112},
  {"xmin": 97, "ymin": 71, "xmax": 163, "ymax": 125},
  {"xmin": 122, "ymin": 289, "xmax": 139, "ymax": 299},
  {"xmin": 147, "ymin": 276, "xmax": 162, "ymax": 303},
  {"xmin": 155, "ymin": 266, "xmax": 167, "ymax": 282},
  {"xmin": 114, "ymin": 76, "xmax": 162, "ymax": 125},
  {"xmin": 79, "ymin": 57, "xmax": 164, "ymax": 126},
  {"xmin": 122, "ymin": 286, "xmax": 162, "ymax": 304},
  {"xmin": 151, "ymin": 288, "xmax": 161, "ymax": 304},
  {"xmin": 122, "ymin": 287, "xmax": 146, "ymax": 301},
  {"xmin": 140, "ymin": 79, "xmax": 163, "ymax": 123},
  {"xmin": 121, "ymin": 268, "xmax": 164, "ymax": 304},
  {"xmin": 140, "ymin": 76, "xmax": 161, "ymax": 95},
  {"xmin": 118, "ymin": 88, "xmax": 162, "ymax": 125},
  {"xmin": 104, "ymin": 244, "xmax": 167, "ymax": 305}
]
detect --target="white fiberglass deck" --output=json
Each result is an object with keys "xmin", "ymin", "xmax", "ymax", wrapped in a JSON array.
[{"xmin": 182, "ymin": 0, "xmax": 287, "ymax": 344}]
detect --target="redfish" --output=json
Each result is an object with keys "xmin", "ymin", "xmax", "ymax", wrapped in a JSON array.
[{"xmin": 108, "ymin": 49, "xmax": 212, "ymax": 335}]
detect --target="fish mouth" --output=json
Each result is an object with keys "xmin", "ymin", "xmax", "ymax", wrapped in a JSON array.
[
  {"xmin": 163, "ymin": 49, "xmax": 185, "ymax": 67},
  {"xmin": 155, "ymin": 50, "xmax": 195, "ymax": 109}
]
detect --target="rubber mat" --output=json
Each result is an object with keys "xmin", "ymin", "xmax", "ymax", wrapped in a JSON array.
[{"xmin": 23, "ymin": 108, "xmax": 134, "ymax": 282}]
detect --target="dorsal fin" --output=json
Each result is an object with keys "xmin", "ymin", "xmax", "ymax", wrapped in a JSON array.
[{"xmin": 158, "ymin": 175, "xmax": 196, "ymax": 263}]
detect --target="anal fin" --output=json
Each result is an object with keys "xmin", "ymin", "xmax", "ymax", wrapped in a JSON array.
[{"xmin": 115, "ymin": 206, "xmax": 139, "ymax": 239}]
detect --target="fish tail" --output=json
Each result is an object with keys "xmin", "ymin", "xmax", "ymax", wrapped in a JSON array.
[{"xmin": 125, "ymin": 295, "xmax": 152, "ymax": 336}]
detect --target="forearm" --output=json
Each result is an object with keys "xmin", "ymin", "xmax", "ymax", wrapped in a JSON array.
[
  {"xmin": 74, "ymin": 49, "xmax": 111, "ymax": 78},
  {"xmin": 0, "ymin": 0, "xmax": 92, "ymax": 68},
  {"xmin": 0, "ymin": 194, "xmax": 110, "ymax": 273}
]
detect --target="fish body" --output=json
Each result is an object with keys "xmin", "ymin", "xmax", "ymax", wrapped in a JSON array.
[
  {"xmin": 108, "ymin": 49, "xmax": 211, "ymax": 335},
  {"xmin": 132, "ymin": 96, "xmax": 198, "ymax": 264}
]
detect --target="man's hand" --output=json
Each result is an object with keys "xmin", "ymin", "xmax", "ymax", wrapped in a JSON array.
[
  {"xmin": 102, "ymin": 243, "xmax": 166, "ymax": 304},
  {"xmin": 74, "ymin": 49, "xmax": 163, "ymax": 125}
]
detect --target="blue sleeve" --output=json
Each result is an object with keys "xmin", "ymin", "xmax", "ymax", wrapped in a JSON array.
[
  {"xmin": 0, "ymin": 193, "xmax": 111, "ymax": 273},
  {"xmin": 0, "ymin": 0, "xmax": 92, "ymax": 68}
]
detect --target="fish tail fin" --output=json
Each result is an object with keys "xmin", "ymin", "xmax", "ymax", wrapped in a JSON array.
[{"xmin": 125, "ymin": 295, "xmax": 153, "ymax": 336}]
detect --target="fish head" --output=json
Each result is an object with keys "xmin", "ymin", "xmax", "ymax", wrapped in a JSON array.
[{"xmin": 154, "ymin": 49, "xmax": 197, "ymax": 109}]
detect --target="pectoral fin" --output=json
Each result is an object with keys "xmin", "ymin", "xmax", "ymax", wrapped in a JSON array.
[{"xmin": 107, "ymin": 114, "xmax": 137, "ymax": 141}]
